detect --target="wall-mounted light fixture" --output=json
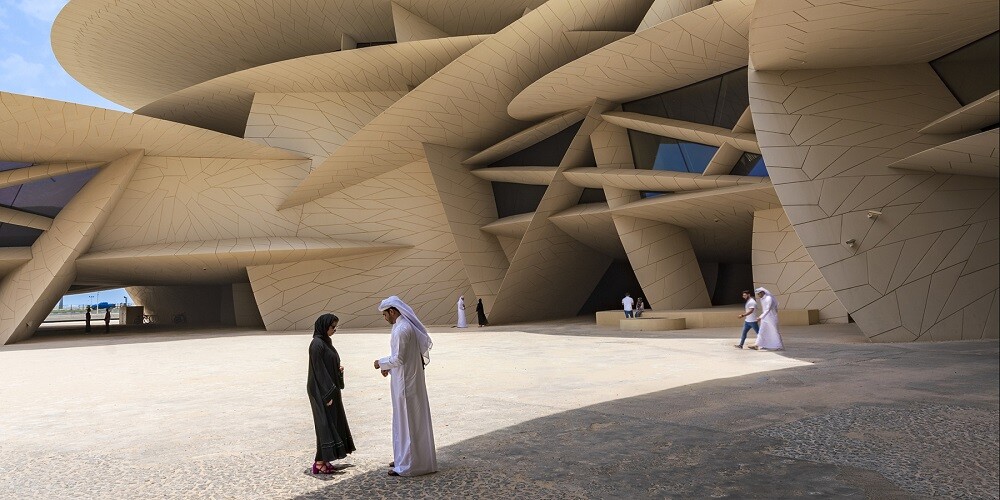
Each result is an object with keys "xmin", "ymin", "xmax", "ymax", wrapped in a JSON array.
[
  {"xmin": 867, "ymin": 210, "xmax": 882, "ymax": 220},
  {"xmin": 845, "ymin": 239, "xmax": 857, "ymax": 248}
]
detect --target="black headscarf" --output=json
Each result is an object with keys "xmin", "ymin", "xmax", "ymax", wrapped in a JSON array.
[{"xmin": 313, "ymin": 313, "xmax": 339, "ymax": 347}]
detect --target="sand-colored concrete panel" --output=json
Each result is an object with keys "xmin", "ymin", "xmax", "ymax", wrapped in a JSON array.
[
  {"xmin": 510, "ymin": 0, "xmax": 755, "ymax": 120},
  {"xmin": 0, "ymin": 207, "xmax": 53, "ymax": 231},
  {"xmin": 245, "ymin": 91, "xmax": 407, "ymax": 160},
  {"xmin": 136, "ymin": 37, "xmax": 488, "ymax": 136},
  {"xmin": 0, "ymin": 92, "xmax": 302, "ymax": 163},
  {"xmin": 0, "ymin": 151, "xmax": 143, "ymax": 345},
  {"xmin": 90, "ymin": 157, "xmax": 311, "ymax": 252},
  {"xmin": 279, "ymin": 0, "xmax": 651, "ymax": 207},
  {"xmin": 549, "ymin": 203, "xmax": 627, "ymax": 259},
  {"xmin": 748, "ymin": 62, "xmax": 999, "ymax": 341},
  {"xmin": 749, "ymin": 0, "xmax": 1000, "ymax": 71},
  {"xmin": 424, "ymin": 144, "xmax": 509, "ymax": 308},
  {"xmin": 392, "ymin": 2, "xmax": 451, "ymax": 42},
  {"xmin": 920, "ymin": 91, "xmax": 1000, "ymax": 135},
  {"xmin": 889, "ymin": 130, "xmax": 1000, "ymax": 178},
  {"xmin": 636, "ymin": 0, "xmax": 711, "ymax": 32},
  {"xmin": 248, "ymin": 159, "xmax": 474, "ymax": 330},
  {"xmin": 753, "ymin": 208, "xmax": 848, "ymax": 323}
]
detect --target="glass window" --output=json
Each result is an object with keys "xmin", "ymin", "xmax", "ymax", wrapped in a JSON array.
[
  {"xmin": 0, "ymin": 224, "xmax": 43, "ymax": 247},
  {"xmin": 629, "ymin": 130, "xmax": 718, "ymax": 174},
  {"xmin": 730, "ymin": 152, "xmax": 768, "ymax": 177},
  {"xmin": 930, "ymin": 32, "xmax": 999, "ymax": 105},
  {"xmin": 0, "ymin": 169, "xmax": 100, "ymax": 218},
  {"xmin": 640, "ymin": 191, "xmax": 670, "ymax": 199},
  {"xmin": 490, "ymin": 121, "xmax": 583, "ymax": 167},
  {"xmin": 577, "ymin": 188, "xmax": 606, "ymax": 204},
  {"xmin": 622, "ymin": 67, "xmax": 749, "ymax": 129},
  {"xmin": 492, "ymin": 182, "xmax": 547, "ymax": 218}
]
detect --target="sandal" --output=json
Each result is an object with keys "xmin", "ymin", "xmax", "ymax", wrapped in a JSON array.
[
  {"xmin": 311, "ymin": 462, "xmax": 339, "ymax": 475},
  {"xmin": 388, "ymin": 461, "xmax": 395, "ymax": 468},
  {"xmin": 388, "ymin": 470, "xmax": 400, "ymax": 477}
]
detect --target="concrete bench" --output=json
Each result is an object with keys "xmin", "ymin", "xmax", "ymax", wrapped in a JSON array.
[
  {"xmin": 619, "ymin": 317, "xmax": 686, "ymax": 331},
  {"xmin": 597, "ymin": 307, "xmax": 819, "ymax": 328}
]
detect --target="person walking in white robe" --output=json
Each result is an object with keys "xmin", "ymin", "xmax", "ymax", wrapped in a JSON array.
[
  {"xmin": 373, "ymin": 296, "xmax": 438, "ymax": 477},
  {"xmin": 456, "ymin": 296, "xmax": 467, "ymax": 328},
  {"xmin": 750, "ymin": 287, "xmax": 784, "ymax": 351}
]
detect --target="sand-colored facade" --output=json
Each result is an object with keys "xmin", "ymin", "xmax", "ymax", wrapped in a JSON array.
[{"xmin": 0, "ymin": 0, "xmax": 996, "ymax": 344}]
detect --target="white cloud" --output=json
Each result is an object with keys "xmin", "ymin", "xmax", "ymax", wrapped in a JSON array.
[
  {"xmin": 15, "ymin": 0, "xmax": 66, "ymax": 23},
  {"xmin": 0, "ymin": 53, "xmax": 45, "ymax": 82}
]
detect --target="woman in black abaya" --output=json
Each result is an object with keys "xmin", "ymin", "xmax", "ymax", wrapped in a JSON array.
[
  {"xmin": 307, "ymin": 313, "xmax": 356, "ymax": 474},
  {"xmin": 476, "ymin": 299, "xmax": 489, "ymax": 327}
]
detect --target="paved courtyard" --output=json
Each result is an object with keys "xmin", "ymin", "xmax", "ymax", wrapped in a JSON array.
[{"xmin": 1, "ymin": 320, "xmax": 997, "ymax": 499}]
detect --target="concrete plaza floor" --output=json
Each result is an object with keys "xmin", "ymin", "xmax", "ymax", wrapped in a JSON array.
[{"xmin": 1, "ymin": 320, "xmax": 997, "ymax": 499}]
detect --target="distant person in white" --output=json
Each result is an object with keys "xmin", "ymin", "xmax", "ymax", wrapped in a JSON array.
[
  {"xmin": 749, "ymin": 288, "xmax": 784, "ymax": 351},
  {"xmin": 734, "ymin": 290, "xmax": 759, "ymax": 349},
  {"xmin": 456, "ymin": 295, "xmax": 467, "ymax": 328},
  {"xmin": 622, "ymin": 293, "xmax": 635, "ymax": 318},
  {"xmin": 373, "ymin": 296, "xmax": 438, "ymax": 477}
]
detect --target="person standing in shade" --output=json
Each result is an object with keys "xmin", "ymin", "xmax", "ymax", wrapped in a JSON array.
[
  {"xmin": 374, "ymin": 296, "xmax": 437, "ymax": 477},
  {"xmin": 622, "ymin": 293, "xmax": 635, "ymax": 318},
  {"xmin": 749, "ymin": 288, "xmax": 784, "ymax": 351},
  {"xmin": 456, "ymin": 296, "xmax": 467, "ymax": 328},
  {"xmin": 475, "ymin": 298, "xmax": 489, "ymax": 327},
  {"xmin": 306, "ymin": 313, "xmax": 355, "ymax": 475},
  {"xmin": 85, "ymin": 306, "xmax": 92, "ymax": 333},
  {"xmin": 104, "ymin": 307, "xmax": 112, "ymax": 333},
  {"xmin": 635, "ymin": 298, "xmax": 645, "ymax": 318},
  {"xmin": 734, "ymin": 290, "xmax": 759, "ymax": 349}
]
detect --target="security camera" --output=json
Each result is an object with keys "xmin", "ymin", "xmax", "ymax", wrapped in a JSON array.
[
  {"xmin": 845, "ymin": 239, "xmax": 857, "ymax": 248},
  {"xmin": 867, "ymin": 210, "xmax": 882, "ymax": 220}
]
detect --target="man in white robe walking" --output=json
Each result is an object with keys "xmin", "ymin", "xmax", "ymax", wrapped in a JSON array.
[
  {"xmin": 373, "ymin": 296, "xmax": 438, "ymax": 477},
  {"xmin": 749, "ymin": 287, "xmax": 784, "ymax": 351}
]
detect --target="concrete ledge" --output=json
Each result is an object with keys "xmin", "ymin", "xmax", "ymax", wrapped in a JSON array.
[
  {"xmin": 620, "ymin": 317, "xmax": 686, "ymax": 331},
  {"xmin": 597, "ymin": 307, "xmax": 819, "ymax": 328}
]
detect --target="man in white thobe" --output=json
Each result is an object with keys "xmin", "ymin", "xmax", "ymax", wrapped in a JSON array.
[
  {"xmin": 456, "ymin": 296, "xmax": 467, "ymax": 328},
  {"xmin": 373, "ymin": 296, "xmax": 437, "ymax": 477},
  {"xmin": 750, "ymin": 287, "xmax": 784, "ymax": 351}
]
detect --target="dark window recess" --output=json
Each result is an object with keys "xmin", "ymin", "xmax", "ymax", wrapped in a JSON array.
[
  {"xmin": 0, "ymin": 224, "xmax": 43, "ymax": 247},
  {"xmin": 0, "ymin": 162, "xmax": 31, "ymax": 173},
  {"xmin": 577, "ymin": 188, "xmax": 606, "ymax": 204},
  {"xmin": 930, "ymin": 32, "xmax": 999, "ymax": 105},
  {"xmin": 355, "ymin": 40, "xmax": 396, "ymax": 48},
  {"xmin": 490, "ymin": 120, "xmax": 583, "ymax": 167},
  {"xmin": 622, "ymin": 67, "xmax": 749, "ymax": 129},
  {"xmin": 628, "ymin": 129, "xmax": 718, "ymax": 173},
  {"xmin": 0, "ymin": 168, "xmax": 100, "ymax": 218},
  {"xmin": 729, "ymin": 152, "xmax": 769, "ymax": 177},
  {"xmin": 492, "ymin": 182, "xmax": 548, "ymax": 218},
  {"xmin": 641, "ymin": 191, "xmax": 671, "ymax": 199},
  {"xmin": 577, "ymin": 259, "xmax": 644, "ymax": 316}
]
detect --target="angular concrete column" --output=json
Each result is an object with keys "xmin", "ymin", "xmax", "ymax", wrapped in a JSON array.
[
  {"xmin": 593, "ymin": 119, "xmax": 712, "ymax": 311},
  {"xmin": 0, "ymin": 150, "xmax": 143, "ymax": 345},
  {"xmin": 424, "ymin": 144, "xmax": 509, "ymax": 310}
]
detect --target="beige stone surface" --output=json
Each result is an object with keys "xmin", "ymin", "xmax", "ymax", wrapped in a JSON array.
[
  {"xmin": 509, "ymin": 0, "xmax": 755, "ymax": 120},
  {"xmin": 753, "ymin": 208, "xmax": 849, "ymax": 323},
  {"xmin": 749, "ymin": 0, "xmax": 999, "ymax": 71},
  {"xmin": 136, "ymin": 36, "xmax": 487, "ymax": 136},
  {"xmin": 748, "ymin": 63, "xmax": 999, "ymax": 341},
  {"xmin": 52, "ymin": 1, "xmax": 538, "ymax": 109}
]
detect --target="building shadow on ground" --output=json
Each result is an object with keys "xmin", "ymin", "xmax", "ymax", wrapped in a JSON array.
[{"xmin": 293, "ymin": 339, "xmax": 998, "ymax": 499}]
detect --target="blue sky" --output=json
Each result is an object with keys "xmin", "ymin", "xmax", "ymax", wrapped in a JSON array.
[{"xmin": 0, "ymin": 0, "xmax": 129, "ymax": 111}]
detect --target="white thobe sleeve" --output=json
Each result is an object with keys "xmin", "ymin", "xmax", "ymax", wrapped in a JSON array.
[{"xmin": 378, "ymin": 324, "xmax": 409, "ymax": 369}]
